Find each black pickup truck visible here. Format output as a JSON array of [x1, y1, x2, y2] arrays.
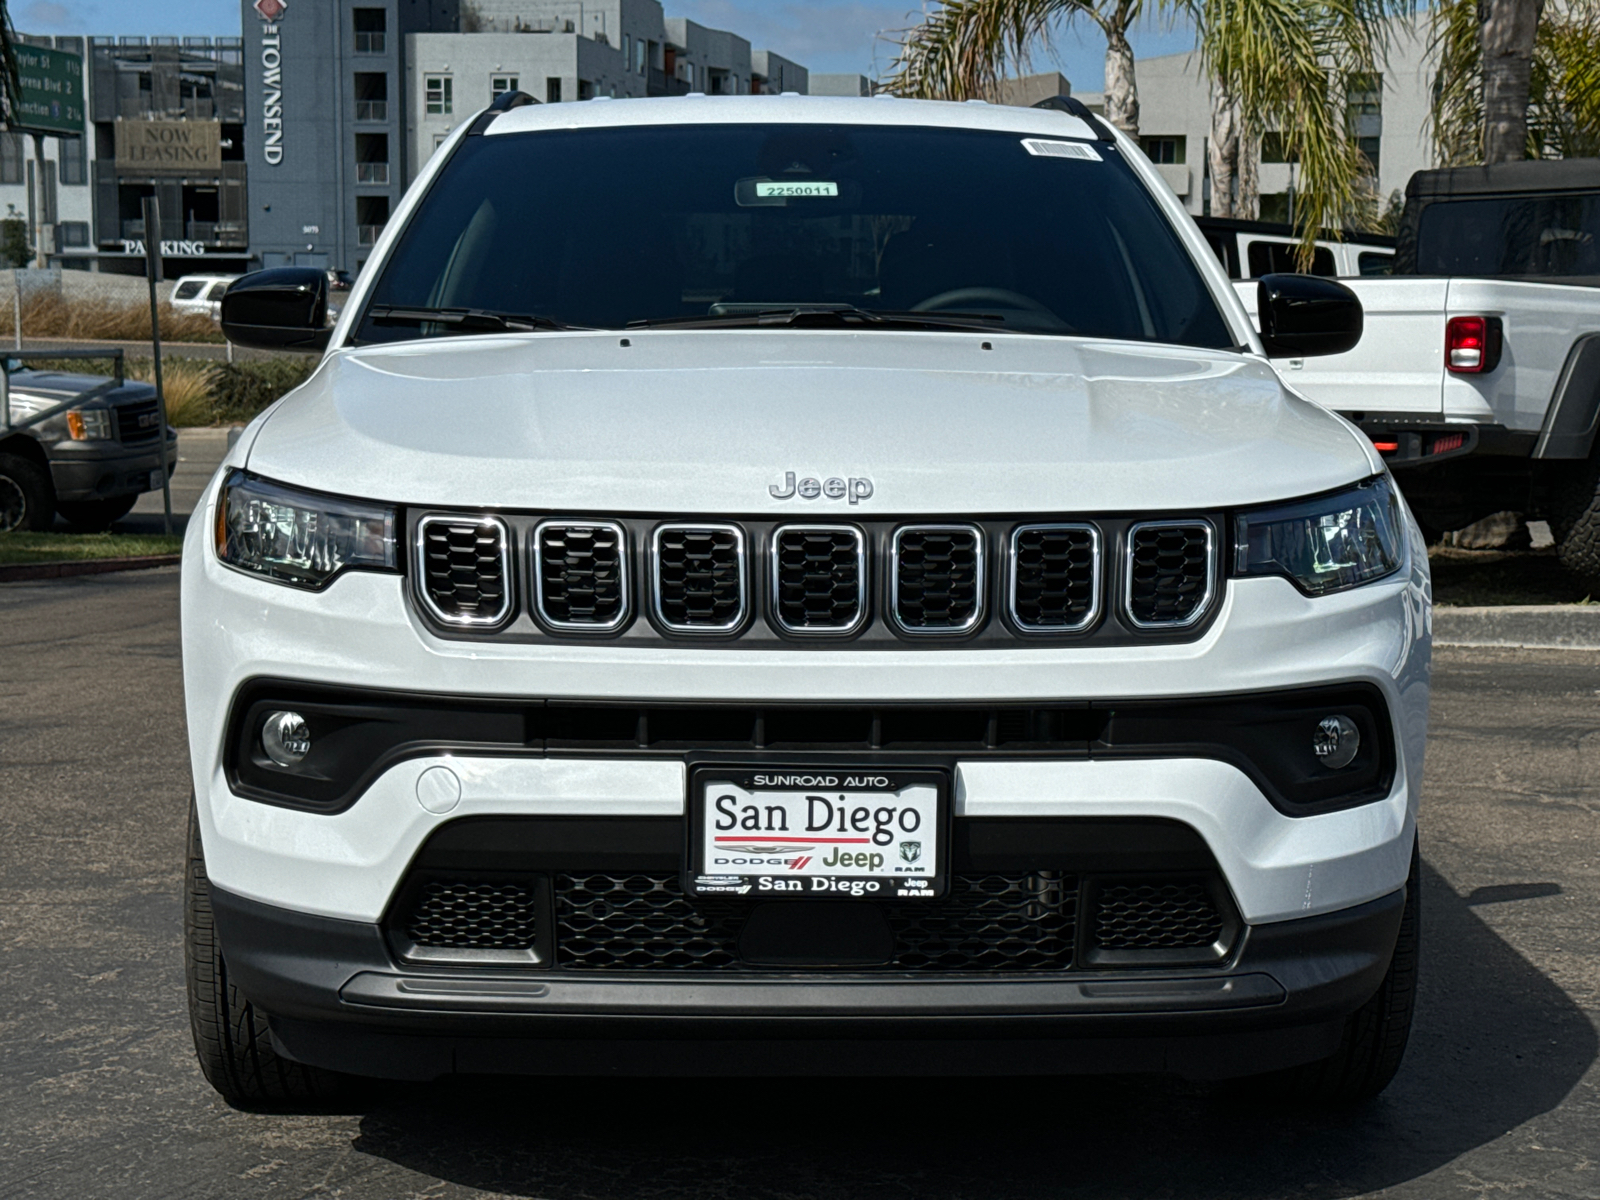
[[0, 351, 177, 532]]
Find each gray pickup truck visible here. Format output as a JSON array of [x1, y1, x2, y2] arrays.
[[0, 351, 177, 532]]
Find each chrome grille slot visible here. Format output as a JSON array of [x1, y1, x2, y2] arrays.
[[772, 525, 866, 634], [1009, 523, 1100, 632], [417, 514, 513, 627], [891, 525, 984, 634], [652, 523, 746, 633], [534, 520, 628, 631], [1125, 520, 1213, 629]]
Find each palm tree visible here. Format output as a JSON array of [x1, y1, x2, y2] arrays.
[[886, 0, 1146, 135], [887, 0, 1410, 263], [1431, 0, 1600, 164], [0, 2, 20, 125]]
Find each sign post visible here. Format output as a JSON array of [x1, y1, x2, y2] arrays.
[[141, 196, 173, 536]]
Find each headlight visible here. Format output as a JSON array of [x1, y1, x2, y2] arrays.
[[66, 408, 115, 441], [216, 469, 397, 590], [1233, 475, 1404, 596]]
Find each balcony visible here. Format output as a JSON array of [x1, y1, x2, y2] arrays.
[[357, 223, 386, 246], [356, 163, 389, 184], [354, 99, 387, 121]]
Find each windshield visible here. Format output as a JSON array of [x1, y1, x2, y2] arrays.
[[1416, 193, 1600, 278], [355, 122, 1233, 349]]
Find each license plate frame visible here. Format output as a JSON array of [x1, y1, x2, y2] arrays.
[[684, 765, 949, 901]]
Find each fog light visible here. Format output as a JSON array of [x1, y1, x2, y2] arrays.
[[1313, 715, 1360, 769], [262, 710, 311, 767]]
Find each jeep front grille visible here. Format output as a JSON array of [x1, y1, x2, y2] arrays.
[[534, 520, 628, 631], [1009, 524, 1100, 632], [417, 514, 512, 627], [652, 523, 746, 633], [891, 525, 984, 634], [771, 525, 866, 634], [1125, 521, 1213, 629]]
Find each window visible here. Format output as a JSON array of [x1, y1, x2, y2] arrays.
[[356, 193, 389, 246], [1358, 251, 1393, 276], [546, 77, 562, 103], [623, 35, 631, 68], [1260, 133, 1298, 164], [1346, 74, 1381, 177], [355, 132, 389, 184], [491, 74, 518, 99], [356, 122, 1234, 350], [58, 136, 86, 185], [1140, 136, 1185, 165], [57, 220, 90, 247], [354, 72, 388, 121], [425, 75, 453, 115], [433, 133, 449, 155], [634, 39, 647, 74], [1247, 239, 1337, 277], [0, 133, 22, 185], [353, 8, 386, 55], [1416, 194, 1600, 278]]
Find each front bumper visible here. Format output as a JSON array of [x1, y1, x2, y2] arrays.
[[49, 431, 177, 501], [215, 881, 1406, 1080]]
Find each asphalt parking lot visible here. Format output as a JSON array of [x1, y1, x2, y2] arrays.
[[1, 570, 1597, 1200]]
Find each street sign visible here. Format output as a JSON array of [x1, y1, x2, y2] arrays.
[[9, 44, 84, 137]]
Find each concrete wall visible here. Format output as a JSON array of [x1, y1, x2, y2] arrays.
[[809, 74, 870, 97], [752, 50, 807, 94]]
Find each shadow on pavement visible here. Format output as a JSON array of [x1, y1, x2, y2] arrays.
[[345, 861, 1595, 1199]]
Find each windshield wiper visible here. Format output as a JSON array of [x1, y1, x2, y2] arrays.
[[366, 305, 584, 333], [626, 306, 1005, 333]]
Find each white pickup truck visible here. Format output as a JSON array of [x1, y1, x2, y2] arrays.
[[1234, 159, 1600, 582]]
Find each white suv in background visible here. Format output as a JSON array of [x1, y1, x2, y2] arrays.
[[182, 93, 1429, 1109], [167, 274, 237, 320]]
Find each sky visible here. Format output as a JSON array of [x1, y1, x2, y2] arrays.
[[13, 0, 1201, 93]]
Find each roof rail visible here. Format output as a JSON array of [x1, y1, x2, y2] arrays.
[[1031, 94, 1116, 142], [468, 90, 539, 136]]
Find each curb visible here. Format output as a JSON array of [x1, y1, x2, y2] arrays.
[[0, 555, 180, 583], [1435, 604, 1600, 650]]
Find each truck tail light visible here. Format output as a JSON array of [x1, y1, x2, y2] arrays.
[[1446, 316, 1503, 373]]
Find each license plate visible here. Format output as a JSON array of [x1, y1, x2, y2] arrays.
[[686, 767, 947, 900], [149, 469, 164, 491]]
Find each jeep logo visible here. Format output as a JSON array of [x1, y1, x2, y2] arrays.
[[768, 471, 874, 505]]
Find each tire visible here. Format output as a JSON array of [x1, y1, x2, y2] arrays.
[[0, 451, 54, 532], [184, 802, 344, 1109], [56, 494, 137, 532], [1548, 456, 1600, 592], [1273, 838, 1421, 1105]]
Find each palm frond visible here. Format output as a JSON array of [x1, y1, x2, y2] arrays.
[[883, 0, 1101, 101]]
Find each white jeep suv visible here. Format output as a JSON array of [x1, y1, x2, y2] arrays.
[[182, 93, 1429, 1108]]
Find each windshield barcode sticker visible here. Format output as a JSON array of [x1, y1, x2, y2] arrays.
[[755, 181, 840, 197], [1021, 139, 1102, 161]]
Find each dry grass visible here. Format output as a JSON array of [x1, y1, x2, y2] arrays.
[[123, 357, 217, 426], [13, 294, 224, 343]]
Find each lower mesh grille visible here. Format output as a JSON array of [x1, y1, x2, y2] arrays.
[[773, 526, 864, 632], [536, 521, 627, 629], [405, 879, 539, 950], [1090, 881, 1223, 949], [893, 525, 983, 633], [419, 516, 510, 625], [654, 525, 745, 631], [1011, 524, 1098, 630], [553, 872, 1078, 971], [1127, 522, 1212, 628]]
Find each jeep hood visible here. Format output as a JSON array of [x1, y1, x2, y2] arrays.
[[245, 330, 1378, 513]]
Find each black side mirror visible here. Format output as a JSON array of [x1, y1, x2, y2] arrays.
[[1257, 273, 1363, 358], [219, 268, 332, 353]]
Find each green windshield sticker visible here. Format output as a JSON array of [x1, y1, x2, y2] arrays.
[[755, 180, 840, 198]]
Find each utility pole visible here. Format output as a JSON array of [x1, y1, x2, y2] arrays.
[[142, 195, 173, 536], [30, 134, 47, 268]]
